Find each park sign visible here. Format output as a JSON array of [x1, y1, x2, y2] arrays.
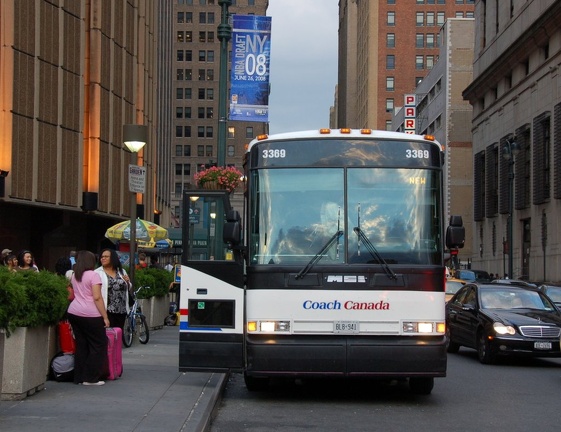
[[229, 15, 272, 123]]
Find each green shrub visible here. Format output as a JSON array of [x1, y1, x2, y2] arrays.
[[0, 267, 27, 336], [0, 267, 68, 336], [134, 267, 174, 299]]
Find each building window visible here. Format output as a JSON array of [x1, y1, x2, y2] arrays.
[[207, 32, 214, 43], [177, 31, 184, 43], [387, 33, 395, 48], [386, 77, 394, 91], [206, 107, 213, 118], [185, 88, 192, 99], [176, 88, 183, 99], [455, 12, 464, 18], [426, 12, 435, 26], [416, 34, 424, 48], [387, 12, 395, 26], [186, 12, 192, 23], [228, 127, 235, 138], [426, 33, 435, 48], [185, 107, 192, 119], [199, 32, 206, 42], [207, 51, 215, 62], [175, 145, 182, 156], [437, 12, 445, 26], [176, 126, 183, 138], [416, 12, 424, 26], [184, 145, 191, 156], [198, 88, 205, 99], [175, 183, 182, 195], [206, 69, 214, 80], [177, 50, 184, 62], [386, 55, 395, 70], [426, 55, 434, 69], [385, 120, 392, 131], [386, 98, 394, 112], [206, 126, 213, 138], [185, 69, 192, 80], [184, 126, 191, 137], [199, 12, 206, 24], [198, 69, 205, 80], [185, 31, 192, 43], [199, 50, 206, 62], [416, 55, 424, 69], [176, 107, 183, 119], [175, 164, 182, 175], [206, 145, 213, 157], [197, 145, 204, 156], [198, 107, 205, 119], [246, 127, 254, 138], [208, 12, 215, 24], [228, 145, 235, 157], [177, 69, 184, 80], [178, 12, 185, 23], [198, 127, 205, 138], [207, 88, 214, 100]]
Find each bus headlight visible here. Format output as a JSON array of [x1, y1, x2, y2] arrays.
[[248, 321, 290, 333], [403, 322, 444, 334]]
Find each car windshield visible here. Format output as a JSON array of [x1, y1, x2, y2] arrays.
[[480, 288, 556, 310], [446, 281, 464, 295]]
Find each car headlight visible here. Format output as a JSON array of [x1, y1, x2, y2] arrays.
[[493, 322, 516, 335]]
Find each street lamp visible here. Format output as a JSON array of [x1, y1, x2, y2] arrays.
[[123, 124, 148, 289], [502, 138, 520, 279]]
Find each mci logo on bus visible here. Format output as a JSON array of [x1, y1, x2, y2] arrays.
[[326, 275, 367, 283]]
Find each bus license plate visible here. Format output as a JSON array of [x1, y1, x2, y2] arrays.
[[534, 341, 552, 350], [334, 321, 359, 334]]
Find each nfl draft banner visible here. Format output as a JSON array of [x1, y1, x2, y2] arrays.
[[229, 15, 272, 122]]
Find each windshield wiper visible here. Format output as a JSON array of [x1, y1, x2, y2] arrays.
[[295, 230, 344, 280], [354, 226, 397, 280]]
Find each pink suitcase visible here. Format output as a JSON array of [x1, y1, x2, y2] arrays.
[[106, 327, 123, 380]]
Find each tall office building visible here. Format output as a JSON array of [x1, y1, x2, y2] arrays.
[[0, 0, 158, 269], [463, 0, 561, 281], [337, 0, 474, 130], [170, 0, 269, 228]]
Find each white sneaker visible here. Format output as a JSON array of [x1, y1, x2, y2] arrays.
[[82, 381, 105, 386]]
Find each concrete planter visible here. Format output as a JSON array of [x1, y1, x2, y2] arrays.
[[2, 325, 51, 400], [140, 295, 170, 330]]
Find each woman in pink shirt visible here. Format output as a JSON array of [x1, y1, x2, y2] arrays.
[[67, 250, 110, 386]]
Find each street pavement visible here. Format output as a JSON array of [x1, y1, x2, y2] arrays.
[[0, 325, 227, 432]]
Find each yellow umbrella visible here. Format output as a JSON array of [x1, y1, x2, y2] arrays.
[[105, 218, 169, 244]]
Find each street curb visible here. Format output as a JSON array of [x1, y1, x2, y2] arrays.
[[183, 372, 229, 432]]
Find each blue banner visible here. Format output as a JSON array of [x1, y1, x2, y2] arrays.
[[229, 15, 272, 122]]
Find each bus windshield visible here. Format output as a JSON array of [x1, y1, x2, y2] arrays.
[[250, 167, 441, 265]]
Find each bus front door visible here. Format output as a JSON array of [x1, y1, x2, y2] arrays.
[[178, 190, 244, 372]]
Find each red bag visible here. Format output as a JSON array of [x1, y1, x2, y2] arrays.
[[106, 327, 123, 380], [58, 320, 76, 354]]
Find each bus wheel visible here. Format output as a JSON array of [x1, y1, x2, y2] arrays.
[[244, 373, 269, 391], [409, 377, 434, 395]]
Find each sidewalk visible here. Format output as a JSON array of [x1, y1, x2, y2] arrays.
[[0, 326, 227, 432]]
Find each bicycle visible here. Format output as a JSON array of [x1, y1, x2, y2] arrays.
[[123, 286, 150, 347]]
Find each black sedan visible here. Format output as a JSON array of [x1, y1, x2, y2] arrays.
[[446, 283, 561, 364]]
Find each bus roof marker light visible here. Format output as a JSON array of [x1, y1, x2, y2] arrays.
[[319, 128, 331, 134], [256, 134, 269, 141], [340, 128, 351, 134], [360, 129, 372, 135], [424, 134, 435, 141]]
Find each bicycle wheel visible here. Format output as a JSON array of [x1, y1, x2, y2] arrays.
[[138, 314, 150, 344], [123, 315, 134, 347]]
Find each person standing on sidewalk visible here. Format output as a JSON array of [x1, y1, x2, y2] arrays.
[[95, 248, 131, 330], [67, 250, 109, 386]]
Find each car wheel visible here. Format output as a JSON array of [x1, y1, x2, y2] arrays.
[[446, 327, 460, 353], [477, 330, 496, 365], [409, 377, 434, 395]]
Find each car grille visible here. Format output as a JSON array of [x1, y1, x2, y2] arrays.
[[519, 326, 561, 338]]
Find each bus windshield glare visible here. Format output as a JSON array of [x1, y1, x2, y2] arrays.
[[250, 167, 441, 265]]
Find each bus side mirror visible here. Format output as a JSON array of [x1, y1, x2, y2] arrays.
[[223, 210, 241, 246], [446, 215, 465, 249]]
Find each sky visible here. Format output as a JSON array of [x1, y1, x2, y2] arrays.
[[266, 0, 339, 134]]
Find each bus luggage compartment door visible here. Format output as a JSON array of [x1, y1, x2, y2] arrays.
[[179, 265, 244, 372]]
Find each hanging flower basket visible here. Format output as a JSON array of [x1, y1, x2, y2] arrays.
[[194, 166, 243, 193]]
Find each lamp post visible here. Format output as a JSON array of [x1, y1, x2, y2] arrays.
[[502, 138, 520, 279], [217, 0, 232, 167], [123, 124, 148, 288]]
